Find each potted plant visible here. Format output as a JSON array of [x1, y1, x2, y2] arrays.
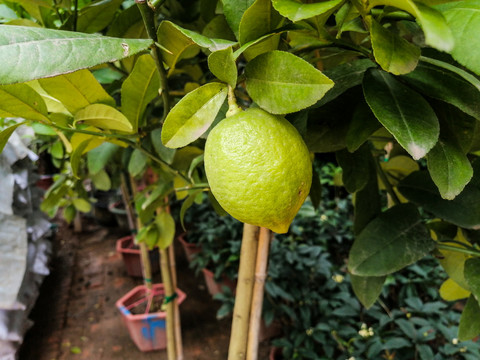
[[182, 199, 243, 296], [116, 283, 187, 352], [116, 235, 160, 278]]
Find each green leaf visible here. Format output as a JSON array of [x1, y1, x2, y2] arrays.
[[0, 26, 153, 85], [63, 205, 76, 224], [145, 225, 159, 250], [87, 142, 119, 175], [438, 230, 471, 289], [350, 274, 386, 309], [70, 140, 91, 178], [121, 54, 160, 131], [157, 21, 236, 75], [151, 128, 176, 164], [315, 59, 375, 108], [402, 60, 480, 120], [398, 167, 480, 229], [155, 211, 176, 249], [0, 122, 26, 153], [458, 295, 480, 341], [363, 68, 439, 160], [128, 148, 147, 177], [180, 190, 203, 230], [437, 1, 480, 75], [465, 257, 480, 302], [0, 83, 48, 121], [271, 0, 344, 22], [208, 47, 237, 87], [370, 18, 420, 75], [161, 82, 228, 148], [221, 0, 256, 38], [427, 140, 473, 200], [336, 143, 371, 193], [368, 0, 454, 52], [74, 104, 133, 133], [245, 50, 334, 114], [346, 101, 381, 152], [238, 0, 282, 45], [91, 169, 111, 191], [348, 204, 435, 276], [76, 0, 123, 34], [73, 198, 92, 213], [38, 69, 115, 114]]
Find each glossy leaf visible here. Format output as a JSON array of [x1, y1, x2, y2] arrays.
[[382, 156, 420, 187], [427, 140, 473, 200], [70, 140, 91, 178], [363, 68, 439, 160], [437, 1, 480, 75], [336, 143, 370, 193], [350, 274, 386, 309], [403, 61, 480, 120], [38, 69, 115, 114], [438, 230, 472, 289], [439, 278, 470, 301], [238, 0, 282, 45], [87, 142, 119, 175], [121, 54, 160, 131], [346, 103, 381, 152], [151, 128, 176, 164], [368, 0, 454, 52], [370, 18, 420, 75], [157, 21, 236, 74], [398, 167, 480, 229], [0, 122, 26, 153], [74, 104, 133, 133], [155, 212, 176, 250], [11, 0, 52, 23], [272, 0, 343, 22], [161, 82, 228, 148], [0, 83, 48, 121], [91, 169, 111, 191], [73, 198, 92, 213], [459, 295, 480, 341], [348, 204, 435, 276], [465, 257, 480, 302], [128, 148, 147, 177], [221, 0, 256, 38], [180, 190, 203, 230], [245, 50, 334, 114], [208, 47, 237, 87], [76, 0, 123, 34], [0, 26, 153, 85]]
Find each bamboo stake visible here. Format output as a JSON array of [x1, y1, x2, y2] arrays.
[[120, 173, 136, 233], [169, 242, 183, 359], [160, 247, 177, 360], [246, 227, 272, 360], [228, 224, 260, 360]]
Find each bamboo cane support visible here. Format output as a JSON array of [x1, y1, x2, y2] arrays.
[[169, 243, 183, 359], [228, 224, 260, 360], [246, 227, 272, 360], [160, 247, 177, 360]]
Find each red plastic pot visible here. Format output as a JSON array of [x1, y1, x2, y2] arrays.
[[176, 234, 202, 263], [201, 268, 236, 296], [116, 236, 160, 278], [116, 284, 186, 352]]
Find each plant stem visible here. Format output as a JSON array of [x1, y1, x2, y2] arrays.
[[120, 173, 136, 233], [228, 224, 260, 360], [175, 183, 210, 192], [72, 0, 78, 31], [226, 86, 242, 118], [436, 243, 480, 257], [374, 155, 401, 206], [160, 247, 177, 360], [246, 227, 271, 360], [136, 0, 171, 121]]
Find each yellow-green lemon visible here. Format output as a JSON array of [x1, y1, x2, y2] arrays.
[[204, 108, 312, 234]]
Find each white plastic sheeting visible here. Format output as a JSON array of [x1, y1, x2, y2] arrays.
[[0, 123, 52, 359]]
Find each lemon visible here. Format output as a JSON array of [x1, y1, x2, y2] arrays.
[[204, 108, 312, 234]]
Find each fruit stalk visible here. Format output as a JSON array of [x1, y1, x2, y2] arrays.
[[228, 223, 260, 360], [246, 227, 272, 360]]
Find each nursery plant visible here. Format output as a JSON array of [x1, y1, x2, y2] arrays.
[[2, 0, 480, 359]]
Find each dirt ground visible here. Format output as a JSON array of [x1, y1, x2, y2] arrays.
[[19, 217, 271, 360]]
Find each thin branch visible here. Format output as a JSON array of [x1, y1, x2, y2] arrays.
[[373, 154, 401, 206], [73, 0, 78, 31], [436, 243, 480, 257]]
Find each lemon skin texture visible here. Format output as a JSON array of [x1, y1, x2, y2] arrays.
[[204, 108, 312, 234]]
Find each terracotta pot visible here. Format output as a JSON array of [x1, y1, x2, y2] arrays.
[[201, 268, 236, 296], [176, 234, 202, 263], [116, 236, 160, 278], [116, 284, 186, 352]]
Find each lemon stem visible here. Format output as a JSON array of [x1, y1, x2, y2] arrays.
[[246, 227, 272, 360], [226, 85, 242, 118], [228, 224, 259, 360]]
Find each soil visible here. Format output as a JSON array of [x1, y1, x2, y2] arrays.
[[18, 217, 271, 360]]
